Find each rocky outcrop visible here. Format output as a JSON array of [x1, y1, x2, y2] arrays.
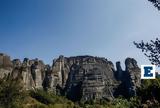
[[42, 65, 52, 91], [5, 57, 45, 89], [115, 62, 123, 80], [30, 59, 45, 89], [0, 53, 13, 78], [51, 55, 69, 90], [60, 56, 117, 101], [125, 58, 141, 96], [0, 53, 141, 101], [114, 58, 141, 97]]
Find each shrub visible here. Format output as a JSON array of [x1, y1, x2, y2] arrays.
[[0, 74, 27, 108]]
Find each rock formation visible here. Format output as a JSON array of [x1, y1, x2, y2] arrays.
[[0, 53, 13, 78], [0, 53, 141, 101], [125, 58, 141, 96]]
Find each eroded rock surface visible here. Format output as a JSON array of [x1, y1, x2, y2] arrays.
[[0, 53, 141, 101]]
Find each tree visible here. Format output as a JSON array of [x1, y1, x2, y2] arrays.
[[134, 38, 160, 106], [148, 0, 160, 10], [133, 38, 160, 66], [0, 74, 27, 108]]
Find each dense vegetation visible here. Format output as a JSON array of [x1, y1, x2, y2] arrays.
[[133, 38, 160, 107], [0, 73, 159, 108]]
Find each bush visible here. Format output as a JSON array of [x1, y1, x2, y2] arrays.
[[0, 74, 27, 108], [30, 89, 75, 108], [29, 89, 57, 105]]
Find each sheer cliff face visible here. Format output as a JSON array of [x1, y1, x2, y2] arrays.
[[125, 58, 141, 96], [0, 53, 141, 101], [0, 55, 46, 89], [52, 56, 116, 101]]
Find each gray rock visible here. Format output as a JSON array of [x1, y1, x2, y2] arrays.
[[42, 65, 52, 91], [30, 59, 45, 89], [51, 56, 117, 101], [125, 58, 141, 96], [0, 53, 141, 101], [21, 58, 35, 90]]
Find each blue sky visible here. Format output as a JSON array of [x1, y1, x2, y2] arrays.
[[0, 0, 160, 68]]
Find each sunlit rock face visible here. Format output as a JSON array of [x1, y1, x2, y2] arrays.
[[51, 55, 70, 90], [12, 59, 22, 79], [0, 54, 45, 90], [20, 58, 34, 89], [0, 53, 141, 101], [30, 59, 45, 89]]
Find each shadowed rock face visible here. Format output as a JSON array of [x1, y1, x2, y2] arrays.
[[0, 53, 141, 101], [50, 56, 141, 101], [55, 56, 117, 101], [0, 53, 13, 78], [113, 58, 141, 97], [125, 58, 141, 96]]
